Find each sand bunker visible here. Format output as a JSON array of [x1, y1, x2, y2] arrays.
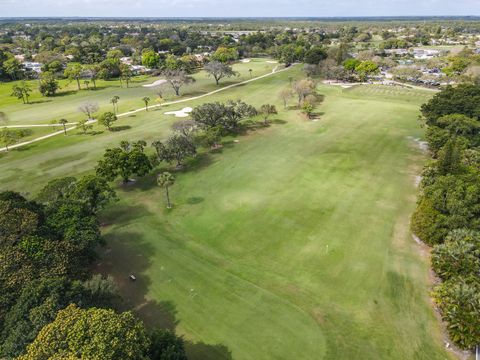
[[143, 79, 167, 88], [266, 60, 278, 64], [322, 80, 359, 88], [241, 59, 251, 63], [164, 107, 193, 118]]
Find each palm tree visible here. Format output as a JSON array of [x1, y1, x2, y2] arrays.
[[157, 172, 175, 209], [110, 95, 120, 114], [142, 96, 150, 111], [59, 118, 68, 135]]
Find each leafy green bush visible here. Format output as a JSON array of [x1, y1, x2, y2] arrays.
[[431, 229, 480, 281], [432, 279, 480, 350], [411, 198, 446, 245]]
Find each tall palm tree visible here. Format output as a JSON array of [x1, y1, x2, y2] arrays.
[[59, 118, 68, 135], [110, 95, 120, 114], [142, 97, 150, 111], [157, 172, 175, 209]]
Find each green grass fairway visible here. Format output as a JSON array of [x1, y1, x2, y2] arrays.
[[0, 68, 451, 359], [0, 59, 277, 126]]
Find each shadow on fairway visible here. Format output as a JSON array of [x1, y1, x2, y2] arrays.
[[96, 217, 178, 331], [121, 173, 159, 192], [16, 144, 37, 151], [111, 125, 132, 132], [185, 342, 233, 360], [97, 203, 232, 359], [183, 153, 214, 173], [186, 196, 204, 205], [122, 155, 215, 193], [28, 99, 53, 105], [54, 90, 78, 97]]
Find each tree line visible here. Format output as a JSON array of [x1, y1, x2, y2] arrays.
[[410, 84, 480, 350], [0, 175, 191, 359]]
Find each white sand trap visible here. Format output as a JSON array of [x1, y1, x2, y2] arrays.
[[143, 79, 167, 88], [241, 59, 251, 63], [266, 60, 278, 64], [164, 107, 193, 118]]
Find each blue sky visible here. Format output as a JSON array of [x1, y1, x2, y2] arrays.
[[1, 0, 479, 17]]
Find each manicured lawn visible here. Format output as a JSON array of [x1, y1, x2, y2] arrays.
[[0, 59, 278, 126], [0, 67, 451, 359]]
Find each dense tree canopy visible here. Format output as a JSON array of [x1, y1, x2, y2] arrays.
[[96, 140, 153, 183], [18, 304, 149, 360], [191, 100, 257, 133], [0, 177, 116, 357], [413, 83, 480, 350]]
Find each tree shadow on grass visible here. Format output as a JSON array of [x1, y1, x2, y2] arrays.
[[15, 144, 37, 151], [100, 202, 152, 225], [181, 153, 214, 174], [136, 299, 179, 331], [121, 173, 158, 192], [95, 215, 176, 330], [122, 154, 215, 193], [88, 86, 110, 91], [111, 125, 132, 132], [186, 196, 204, 205], [185, 342, 233, 360], [96, 203, 232, 358], [27, 99, 52, 105], [54, 90, 78, 97], [89, 130, 105, 136]]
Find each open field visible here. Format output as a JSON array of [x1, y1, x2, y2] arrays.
[[0, 66, 452, 359]]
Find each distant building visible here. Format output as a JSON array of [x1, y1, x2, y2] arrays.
[[23, 61, 42, 73], [120, 57, 133, 65], [397, 59, 414, 65], [130, 65, 149, 74], [384, 49, 409, 56], [413, 49, 440, 59], [194, 52, 211, 61]]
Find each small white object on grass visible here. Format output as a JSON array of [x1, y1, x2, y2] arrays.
[[142, 79, 167, 88], [233, 140, 239, 143], [164, 107, 193, 118], [129, 274, 136, 281]]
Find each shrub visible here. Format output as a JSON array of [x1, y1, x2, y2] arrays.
[[431, 229, 480, 281], [432, 279, 480, 350]]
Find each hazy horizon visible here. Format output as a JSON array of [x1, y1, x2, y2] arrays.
[[1, 0, 479, 18]]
